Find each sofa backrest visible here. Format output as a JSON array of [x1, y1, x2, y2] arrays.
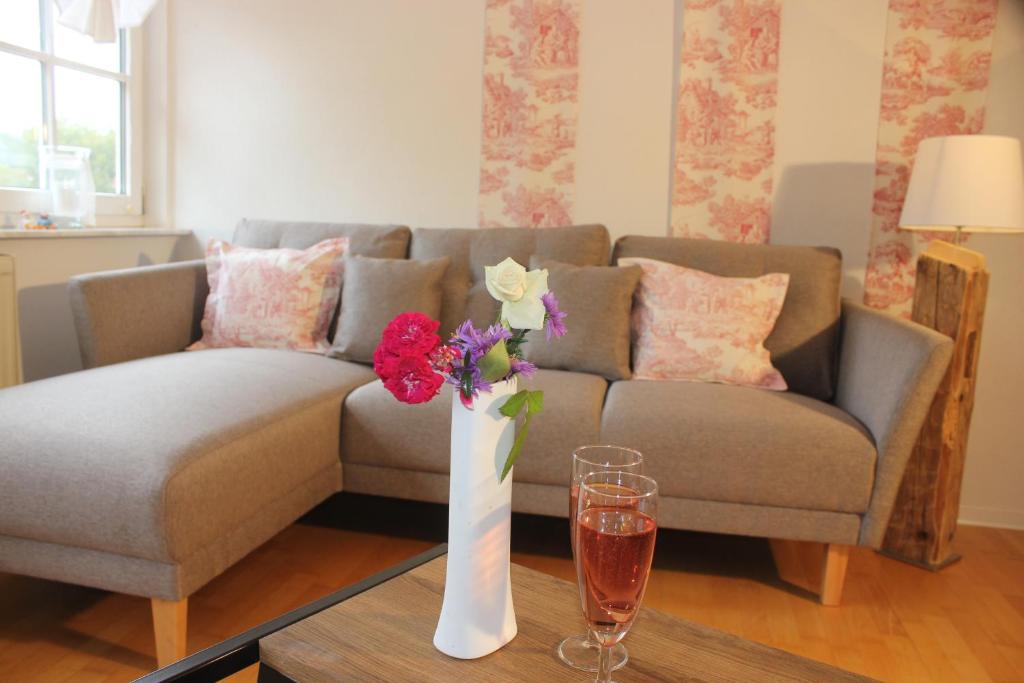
[[411, 225, 610, 336], [612, 235, 842, 401], [232, 218, 411, 258]]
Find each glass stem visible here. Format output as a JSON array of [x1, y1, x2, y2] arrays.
[[596, 643, 613, 682]]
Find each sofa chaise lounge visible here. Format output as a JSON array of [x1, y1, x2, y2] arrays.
[[0, 220, 952, 668]]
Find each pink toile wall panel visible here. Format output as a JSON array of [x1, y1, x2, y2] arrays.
[[478, 0, 582, 228], [670, 0, 782, 244], [863, 0, 998, 314]]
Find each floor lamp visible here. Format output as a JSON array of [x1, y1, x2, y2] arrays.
[[882, 135, 1024, 569]]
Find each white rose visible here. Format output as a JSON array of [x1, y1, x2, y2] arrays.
[[485, 257, 529, 302], [502, 268, 548, 330], [484, 258, 549, 329]]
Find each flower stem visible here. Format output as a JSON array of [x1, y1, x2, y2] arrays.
[[505, 328, 528, 357]]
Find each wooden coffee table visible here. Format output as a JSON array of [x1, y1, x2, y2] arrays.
[[137, 544, 872, 682], [257, 550, 871, 682]]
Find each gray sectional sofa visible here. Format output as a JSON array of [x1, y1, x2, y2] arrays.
[[0, 220, 952, 668]]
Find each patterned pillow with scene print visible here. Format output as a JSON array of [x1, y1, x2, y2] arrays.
[[188, 237, 349, 353], [620, 257, 789, 390]]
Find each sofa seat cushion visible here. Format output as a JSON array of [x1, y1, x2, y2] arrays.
[[342, 369, 607, 487], [601, 381, 876, 513], [0, 349, 376, 564]]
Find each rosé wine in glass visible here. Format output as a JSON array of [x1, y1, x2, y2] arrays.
[[577, 506, 657, 642], [571, 483, 640, 550], [575, 471, 658, 683], [559, 446, 643, 673]]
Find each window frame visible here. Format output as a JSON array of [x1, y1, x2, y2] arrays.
[[0, 2, 144, 224]]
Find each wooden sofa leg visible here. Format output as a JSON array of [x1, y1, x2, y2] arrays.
[[769, 539, 850, 606], [151, 597, 188, 668], [819, 544, 850, 606]]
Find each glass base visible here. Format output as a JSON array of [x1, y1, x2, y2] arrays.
[[557, 634, 627, 673]]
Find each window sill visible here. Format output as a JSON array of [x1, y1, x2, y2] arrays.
[[0, 227, 191, 240]]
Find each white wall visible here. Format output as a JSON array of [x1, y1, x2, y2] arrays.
[[161, 0, 486, 253], [151, 0, 1024, 528], [957, 0, 1024, 530], [573, 1, 676, 239], [770, 0, 888, 298]]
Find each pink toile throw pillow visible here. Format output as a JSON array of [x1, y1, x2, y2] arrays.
[[188, 237, 349, 353], [620, 257, 789, 390]]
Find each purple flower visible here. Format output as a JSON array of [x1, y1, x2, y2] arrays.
[[445, 361, 492, 407], [451, 321, 512, 361], [509, 356, 537, 379], [541, 291, 567, 341], [446, 321, 513, 407]]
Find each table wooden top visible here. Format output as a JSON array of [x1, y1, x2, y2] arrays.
[[259, 556, 873, 682]]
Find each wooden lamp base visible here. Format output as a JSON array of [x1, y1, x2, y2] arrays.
[[881, 240, 989, 570], [878, 548, 962, 572]]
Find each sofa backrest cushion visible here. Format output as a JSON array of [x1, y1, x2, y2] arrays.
[[232, 219, 410, 258], [612, 236, 842, 401], [329, 255, 450, 364], [410, 225, 610, 335], [524, 257, 641, 381]]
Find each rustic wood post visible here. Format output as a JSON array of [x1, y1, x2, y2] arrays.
[[881, 240, 989, 569]]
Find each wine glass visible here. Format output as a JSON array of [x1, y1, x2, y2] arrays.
[[559, 446, 643, 673], [575, 471, 658, 683]]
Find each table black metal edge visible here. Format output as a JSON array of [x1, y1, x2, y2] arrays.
[[133, 543, 448, 683]]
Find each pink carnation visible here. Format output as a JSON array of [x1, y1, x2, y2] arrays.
[[374, 312, 447, 406], [381, 312, 441, 357], [381, 354, 445, 404], [373, 343, 392, 378]]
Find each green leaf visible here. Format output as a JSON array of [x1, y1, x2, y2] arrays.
[[499, 390, 545, 482], [526, 390, 544, 413], [499, 390, 529, 418], [500, 415, 530, 482], [478, 339, 511, 383]]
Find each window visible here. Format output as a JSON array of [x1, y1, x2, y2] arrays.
[[0, 0, 143, 222]]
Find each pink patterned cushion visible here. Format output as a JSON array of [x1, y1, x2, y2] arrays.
[[620, 257, 789, 390], [189, 237, 349, 353]]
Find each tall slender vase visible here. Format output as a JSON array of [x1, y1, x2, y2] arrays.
[[433, 378, 518, 659]]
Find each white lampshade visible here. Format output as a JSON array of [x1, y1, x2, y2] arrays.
[[899, 135, 1024, 234]]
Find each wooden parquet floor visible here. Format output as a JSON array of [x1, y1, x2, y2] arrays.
[[0, 493, 1022, 682]]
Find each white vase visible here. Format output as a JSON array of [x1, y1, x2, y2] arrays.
[[433, 378, 518, 659]]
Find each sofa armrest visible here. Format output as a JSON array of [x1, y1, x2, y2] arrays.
[[835, 300, 953, 548], [69, 260, 208, 369]]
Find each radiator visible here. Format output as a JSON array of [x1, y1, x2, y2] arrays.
[[0, 254, 23, 388]]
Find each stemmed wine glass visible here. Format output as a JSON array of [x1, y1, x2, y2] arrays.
[[559, 445, 644, 673], [575, 471, 658, 683]]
